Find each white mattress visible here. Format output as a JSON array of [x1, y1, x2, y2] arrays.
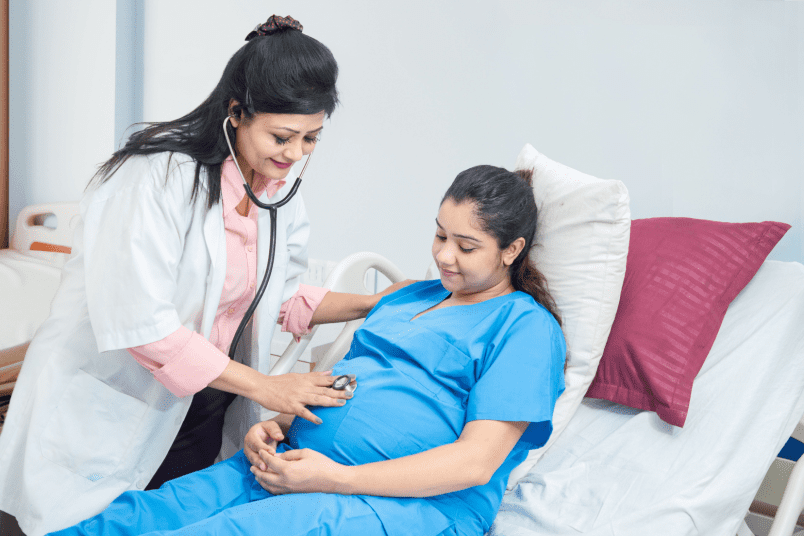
[[0, 249, 66, 349], [490, 261, 804, 536]]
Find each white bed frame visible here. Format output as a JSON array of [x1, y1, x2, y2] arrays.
[[9, 203, 80, 253]]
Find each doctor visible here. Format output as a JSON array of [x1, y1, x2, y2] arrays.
[[0, 15, 389, 536]]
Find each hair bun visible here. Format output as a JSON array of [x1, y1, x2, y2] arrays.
[[514, 168, 534, 187], [246, 15, 303, 41]]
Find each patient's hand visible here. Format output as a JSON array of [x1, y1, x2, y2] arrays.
[[244, 421, 285, 472], [250, 448, 347, 495]]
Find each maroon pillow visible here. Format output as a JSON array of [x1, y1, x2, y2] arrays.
[[585, 218, 790, 427]]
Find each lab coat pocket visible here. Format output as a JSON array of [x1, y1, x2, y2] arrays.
[[40, 370, 148, 481]]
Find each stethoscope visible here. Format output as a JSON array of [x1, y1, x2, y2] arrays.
[[222, 116, 355, 393]]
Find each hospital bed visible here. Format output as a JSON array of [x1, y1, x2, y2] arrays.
[[278, 251, 804, 536], [2, 148, 804, 535], [276, 143, 804, 535]]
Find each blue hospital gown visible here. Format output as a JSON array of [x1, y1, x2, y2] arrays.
[[54, 281, 565, 536]]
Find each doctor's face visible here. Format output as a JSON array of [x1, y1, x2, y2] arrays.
[[432, 199, 521, 301], [229, 109, 325, 185]]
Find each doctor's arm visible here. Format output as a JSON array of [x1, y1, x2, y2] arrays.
[[209, 362, 350, 425], [250, 419, 528, 497], [277, 280, 419, 340], [129, 329, 351, 425], [307, 279, 419, 325], [279, 194, 417, 332]]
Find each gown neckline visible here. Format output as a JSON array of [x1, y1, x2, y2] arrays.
[[408, 285, 522, 322]]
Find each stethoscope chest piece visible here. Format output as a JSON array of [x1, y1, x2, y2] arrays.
[[331, 374, 357, 394]]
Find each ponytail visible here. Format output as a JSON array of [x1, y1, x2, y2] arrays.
[[512, 254, 562, 328]]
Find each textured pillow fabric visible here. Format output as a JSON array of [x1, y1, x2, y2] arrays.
[[506, 144, 631, 487], [585, 217, 791, 427]]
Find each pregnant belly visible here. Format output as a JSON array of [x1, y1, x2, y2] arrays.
[[286, 358, 464, 466]]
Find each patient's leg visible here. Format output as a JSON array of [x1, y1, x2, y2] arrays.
[[51, 450, 388, 536], [137, 491, 387, 536], [49, 451, 262, 535]]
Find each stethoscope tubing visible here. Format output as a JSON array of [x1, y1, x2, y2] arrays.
[[222, 116, 357, 394], [222, 116, 310, 360]]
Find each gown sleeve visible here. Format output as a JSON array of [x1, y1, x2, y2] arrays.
[[366, 280, 439, 320], [466, 305, 566, 449]]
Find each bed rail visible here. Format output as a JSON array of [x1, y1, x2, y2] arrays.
[[269, 251, 405, 376]]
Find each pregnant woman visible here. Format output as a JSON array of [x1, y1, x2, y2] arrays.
[[53, 164, 567, 536]]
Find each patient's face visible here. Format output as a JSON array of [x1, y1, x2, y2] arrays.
[[432, 199, 514, 300]]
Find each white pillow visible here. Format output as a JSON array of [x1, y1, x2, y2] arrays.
[[507, 143, 631, 488]]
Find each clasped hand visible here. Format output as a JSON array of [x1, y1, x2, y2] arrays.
[[244, 421, 347, 495]]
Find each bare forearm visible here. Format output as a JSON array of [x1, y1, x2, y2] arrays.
[[335, 441, 490, 498], [309, 292, 377, 325], [209, 361, 349, 424], [208, 359, 263, 399], [309, 280, 420, 326], [256, 420, 526, 497]]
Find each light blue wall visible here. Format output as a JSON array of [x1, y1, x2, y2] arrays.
[[140, 1, 804, 276], [8, 0, 116, 228], [10, 1, 804, 278]]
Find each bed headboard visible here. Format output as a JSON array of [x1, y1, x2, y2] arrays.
[[10, 203, 80, 254]]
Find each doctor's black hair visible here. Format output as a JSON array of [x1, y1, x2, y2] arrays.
[[91, 25, 339, 209], [441, 165, 562, 328]]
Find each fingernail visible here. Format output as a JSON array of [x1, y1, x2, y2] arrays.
[[315, 417, 323, 425], [338, 399, 346, 405]]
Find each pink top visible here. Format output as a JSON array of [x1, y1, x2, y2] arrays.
[[127, 157, 329, 397]]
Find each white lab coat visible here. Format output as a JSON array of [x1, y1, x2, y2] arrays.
[[0, 152, 310, 535]]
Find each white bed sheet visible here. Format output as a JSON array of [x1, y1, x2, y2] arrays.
[[490, 260, 804, 536]]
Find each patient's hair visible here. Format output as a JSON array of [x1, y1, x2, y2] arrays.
[[90, 25, 339, 209], [442, 165, 562, 327]]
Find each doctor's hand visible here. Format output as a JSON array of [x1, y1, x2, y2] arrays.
[[244, 420, 284, 471], [210, 362, 351, 425], [255, 371, 352, 425], [250, 447, 347, 495]]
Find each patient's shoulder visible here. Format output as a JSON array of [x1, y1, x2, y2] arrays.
[[369, 280, 444, 318], [486, 292, 564, 345]]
